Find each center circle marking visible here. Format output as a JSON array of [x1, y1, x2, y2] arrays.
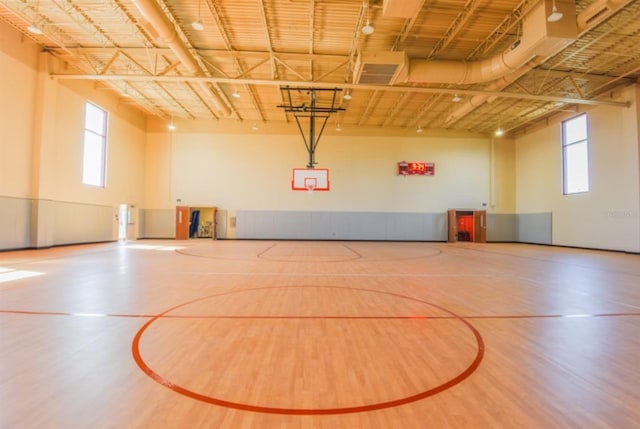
[[131, 286, 484, 415]]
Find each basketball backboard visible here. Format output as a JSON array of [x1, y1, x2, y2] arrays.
[[292, 168, 330, 192]]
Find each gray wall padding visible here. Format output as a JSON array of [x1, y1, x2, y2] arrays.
[[0, 196, 32, 250], [49, 200, 113, 246], [1, 197, 114, 250], [237, 211, 551, 243], [1, 201, 552, 248], [487, 213, 517, 242], [236, 211, 447, 241], [517, 212, 552, 245], [140, 209, 175, 238]]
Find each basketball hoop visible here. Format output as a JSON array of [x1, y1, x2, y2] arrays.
[[304, 176, 318, 193], [291, 168, 329, 192]]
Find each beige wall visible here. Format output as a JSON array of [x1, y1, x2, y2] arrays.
[[515, 84, 640, 252], [144, 118, 506, 217], [4, 18, 639, 250], [490, 137, 516, 213], [0, 21, 147, 248], [0, 20, 38, 198]]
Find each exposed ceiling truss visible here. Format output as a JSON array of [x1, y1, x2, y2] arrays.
[[0, 0, 638, 136]]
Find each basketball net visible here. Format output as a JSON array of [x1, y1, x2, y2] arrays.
[[306, 184, 315, 193]]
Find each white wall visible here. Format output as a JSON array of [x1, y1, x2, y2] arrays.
[[0, 21, 147, 249], [145, 121, 500, 214], [0, 21, 37, 249], [0, 20, 38, 199], [10, 18, 639, 251], [142, 118, 520, 240], [515, 85, 640, 252]]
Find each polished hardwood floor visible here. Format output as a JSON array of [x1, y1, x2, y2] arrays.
[[1, 240, 639, 428]]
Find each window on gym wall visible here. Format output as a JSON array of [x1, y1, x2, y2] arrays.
[[562, 113, 589, 194], [82, 102, 108, 187]]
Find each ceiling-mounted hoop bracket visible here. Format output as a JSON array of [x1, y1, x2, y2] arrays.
[[277, 86, 346, 168]]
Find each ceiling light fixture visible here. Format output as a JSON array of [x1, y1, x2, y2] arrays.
[[416, 126, 424, 133], [168, 117, 176, 131], [336, 124, 342, 131], [251, 123, 258, 131], [547, 0, 563, 22], [361, 20, 374, 35], [494, 127, 504, 137], [27, 0, 43, 35], [120, 82, 130, 98], [343, 90, 352, 100], [191, 20, 204, 31], [232, 89, 241, 99], [361, 1, 374, 35], [452, 94, 462, 103], [27, 23, 43, 35], [192, 0, 204, 31]]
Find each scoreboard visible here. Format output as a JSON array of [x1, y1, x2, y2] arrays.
[[398, 161, 435, 176]]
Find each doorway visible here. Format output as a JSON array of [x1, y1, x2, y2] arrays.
[[447, 209, 486, 243], [175, 206, 217, 240], [118, 204, 128, 241]]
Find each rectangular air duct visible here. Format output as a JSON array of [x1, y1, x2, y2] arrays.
[[353, 51, 408, 85], [383, 0, 425, 18]]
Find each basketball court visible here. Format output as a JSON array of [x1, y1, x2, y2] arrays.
[[1, 240, 639, 428]]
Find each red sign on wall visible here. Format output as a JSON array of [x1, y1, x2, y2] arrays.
[[398, 161, 435, 176]]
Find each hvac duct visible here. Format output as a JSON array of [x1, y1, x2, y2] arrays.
[[443, 0, 633, 127], [444, 57, 547, 126], [407, 0, 577, 85], [353, 51, 408, 85], [131, 0, 232, 117], [577, 0, 631, 33], [382, 0, 425, 18]]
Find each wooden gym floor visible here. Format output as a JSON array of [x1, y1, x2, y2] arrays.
[[1, 240, 639, 428]]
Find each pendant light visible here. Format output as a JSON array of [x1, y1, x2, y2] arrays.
[[120, 84, 130, 98], [27, 23, 43, 35], [547, 0, 563, 22], [192, 0, 204, 31], [361, 1, 374, 35], [27, 0, 43, 35], [361, 20, 374, 35]]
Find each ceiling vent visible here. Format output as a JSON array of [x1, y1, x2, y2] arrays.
[[353, 51, 408, 85], [383, 0, 425, 18]]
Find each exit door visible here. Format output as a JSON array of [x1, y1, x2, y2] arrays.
[[447, 209, 457, 242], [474, 210, 487, 243], [448, 209, 487, 243], [175, 206, 189, 240], [118, 204, 128, 241]]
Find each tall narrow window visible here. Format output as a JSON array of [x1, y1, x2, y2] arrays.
[[562, 113, 589, 194], [82, 102, 108, 187]]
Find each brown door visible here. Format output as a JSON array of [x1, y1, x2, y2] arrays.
[[474, 210, 487, 243], [175, 206, 190, 240], [211, 207, 217, 239], [447, 209, 457, 242]]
